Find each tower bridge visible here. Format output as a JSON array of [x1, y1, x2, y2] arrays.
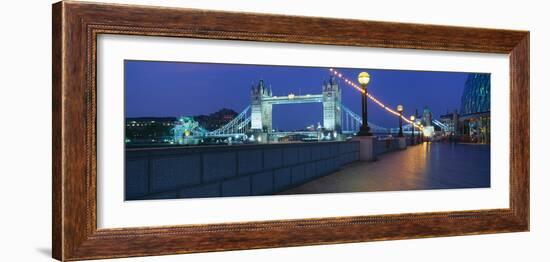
[[250, 76, 341, 134], [172, 73, 446, 144]]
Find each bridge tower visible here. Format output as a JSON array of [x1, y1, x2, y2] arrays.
[[322, 76, 342, 133], [422, 106, 433, 127], [250, 80, 273, 133]]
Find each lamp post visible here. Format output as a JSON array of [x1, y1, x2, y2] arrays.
[[397, 105, 404, 137], [410, 115, 415, 144], [357, 72, 373, 136]]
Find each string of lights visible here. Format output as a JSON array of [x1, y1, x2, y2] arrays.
[[329, 68, 423, 130]]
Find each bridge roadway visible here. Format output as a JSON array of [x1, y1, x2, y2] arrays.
[[280, 142, 490, 195]]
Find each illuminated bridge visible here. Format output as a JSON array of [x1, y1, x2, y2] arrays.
[[173, 69, 444, 143]]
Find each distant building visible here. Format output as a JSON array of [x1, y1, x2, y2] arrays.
[[126, 108, 238, 146], [440, 110, 460, 134], [459, 73, 491, 144], [194, 108, 238, 131], [125, 117, 176, 144]]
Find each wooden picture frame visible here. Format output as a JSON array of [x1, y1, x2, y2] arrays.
[[52, 1, 529, 261]]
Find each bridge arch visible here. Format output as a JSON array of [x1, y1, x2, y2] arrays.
[[250, 76, 342, 134]]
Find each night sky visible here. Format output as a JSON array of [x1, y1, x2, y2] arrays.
[[125, 60, 474, 130]]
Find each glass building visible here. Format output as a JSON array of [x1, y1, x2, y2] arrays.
[[459, 73, 491, 144]]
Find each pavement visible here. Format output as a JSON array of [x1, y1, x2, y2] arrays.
[[281, 142, 490, 195]]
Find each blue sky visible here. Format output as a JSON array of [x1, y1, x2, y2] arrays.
[[125, 60, 474, 130]]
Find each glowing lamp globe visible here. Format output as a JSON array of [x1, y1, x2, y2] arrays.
[[357, 72, 371, 86], [397, 105, 403, 112], [410, 115, 415, 121]]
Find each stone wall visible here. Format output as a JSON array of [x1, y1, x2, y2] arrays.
[[406, 137, 421, 146], [373, 138, 402, 155], [125, 141, 359, 200]]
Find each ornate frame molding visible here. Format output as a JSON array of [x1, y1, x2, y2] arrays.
[[53, 1, 529, 261]]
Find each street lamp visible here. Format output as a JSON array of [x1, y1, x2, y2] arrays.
[[397, 105, 404, 137], [410, 115, 416, 143], [357, 71, 372, 136]]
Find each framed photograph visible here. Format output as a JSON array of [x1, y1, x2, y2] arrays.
[[52, 1, 529, 261]]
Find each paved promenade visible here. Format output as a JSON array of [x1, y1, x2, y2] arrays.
[[281, 142, 490, 195]]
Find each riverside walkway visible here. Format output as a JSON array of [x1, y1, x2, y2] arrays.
[[281, 142, 490, 195]]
